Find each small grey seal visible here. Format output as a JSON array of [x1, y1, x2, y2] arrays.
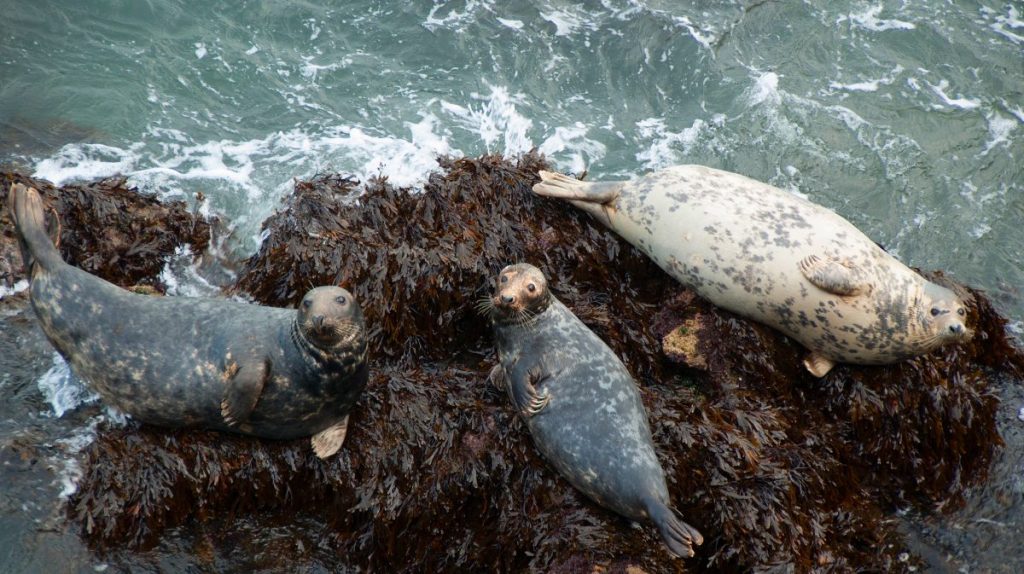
[[9, 183, 367, 458], [483, 263, 703, 557], [534, 166, 971, 377]]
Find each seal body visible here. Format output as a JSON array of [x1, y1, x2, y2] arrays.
[[486, 263, 702, 558], [9, 183, 367, 458], [534, 166, 970, 376]]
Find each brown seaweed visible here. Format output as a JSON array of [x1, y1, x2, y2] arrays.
[[0, 172, 212, 290], [45, 155, 1024, 572]]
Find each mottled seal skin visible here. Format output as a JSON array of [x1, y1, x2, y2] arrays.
[[484, 263, 703, 558], [534, 166, 971, 377], [8, 183, 367, 458]]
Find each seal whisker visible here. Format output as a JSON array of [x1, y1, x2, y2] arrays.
[[474, 296, 496, 317]]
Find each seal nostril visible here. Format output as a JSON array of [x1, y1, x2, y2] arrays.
[[950, 324, 962, 334], [501, 295, 515, 304], [314, 315, 325, 329]]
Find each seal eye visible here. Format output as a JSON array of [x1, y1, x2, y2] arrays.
[[527, 283, 536, 293], [336, 295, 347, 305], [957, 308, 965, 317], [302, 299, 312, 309], [930, 307, 941, 317], [500, 275, 508, 284]]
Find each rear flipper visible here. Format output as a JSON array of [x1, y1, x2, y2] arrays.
[[532, 170, 623, 204], [7, 183, 64, 272], [646, 498, 703, 558]]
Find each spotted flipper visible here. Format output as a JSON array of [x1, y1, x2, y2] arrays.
[[798, 254, 870, 297], [311, 415, 349, 459], [220, 356, 269, 427], [803, 351, 836, 378], [533, 170, 623, 204]]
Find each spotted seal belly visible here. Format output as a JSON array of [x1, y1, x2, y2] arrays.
[[8, 183, 368, 458], [484, 263, 703, 558], [533, 166, 971, 377]]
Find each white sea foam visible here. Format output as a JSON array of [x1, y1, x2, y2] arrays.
[[51, 406, 127, 499], [927, 79, 981, 110], [304, 18, 322, 42], [1007, 102, 1024, 124], [0, 279, 29, 299], [830, 79, 881, 92], [423, 0, 495, 32], [970, 223, 991, 239], [981, 112, 1017, 155], [32, 116, 455, 215], [496, 18, 523, 30], [159, 245, 223, 298], [537, 123, 606, 174], [843, 5, 916, 31], [34, 143, 144, 186], [670, 15, 716, 52], [540, 8, 593, 37], [194, 43, 207, 60], [300, 56, 352, 82], [987, 5, 1024, 45], [440, 86, 532, 156], [37, 353, 98, 418], [1009, 320, 1024, 336], [828, 65, 904, 94], [635, 117, 706, 171], [746, 72, 782, 107]]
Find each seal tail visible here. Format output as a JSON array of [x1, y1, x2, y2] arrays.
[[533, 170, 622, 204], [646, 498, 704, 558], [8, 183, 64, 273]]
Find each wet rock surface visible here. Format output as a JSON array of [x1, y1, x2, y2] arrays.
[[3, 157, 1022, 572]]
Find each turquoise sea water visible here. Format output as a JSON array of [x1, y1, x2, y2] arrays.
[[1, 1, 1022, 571]]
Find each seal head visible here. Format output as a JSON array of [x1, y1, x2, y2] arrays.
[[484, 263, 551, 326], [296, 286, 365, 354], [918, 282, 970, 344]]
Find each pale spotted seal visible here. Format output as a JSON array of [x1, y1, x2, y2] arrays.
[[534, 166, 971, 377], [483, 263, 703, 557], [9, 183, 367, 458]]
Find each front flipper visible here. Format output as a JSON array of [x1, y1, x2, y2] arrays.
[[533, 170, 622, 204], [311, 415, 349, 459], [798, 254, 870, 297], [803, 351, 836, 378], [508, 364, 551, 418], [487, 364, 507, 390], [220, 356, 270, 427]]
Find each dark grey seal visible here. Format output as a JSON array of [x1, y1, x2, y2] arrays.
[[8, 183, 367, 458], [483, 263, 703, 558]]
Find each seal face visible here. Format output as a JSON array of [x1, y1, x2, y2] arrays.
[[8, 183, 368, 458], [533, 166, 972, 377], [485, 263, 703, 558]]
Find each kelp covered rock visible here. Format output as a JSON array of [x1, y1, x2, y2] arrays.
[[68, 155, 1024, 573], [0, 172, 212, 289]]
